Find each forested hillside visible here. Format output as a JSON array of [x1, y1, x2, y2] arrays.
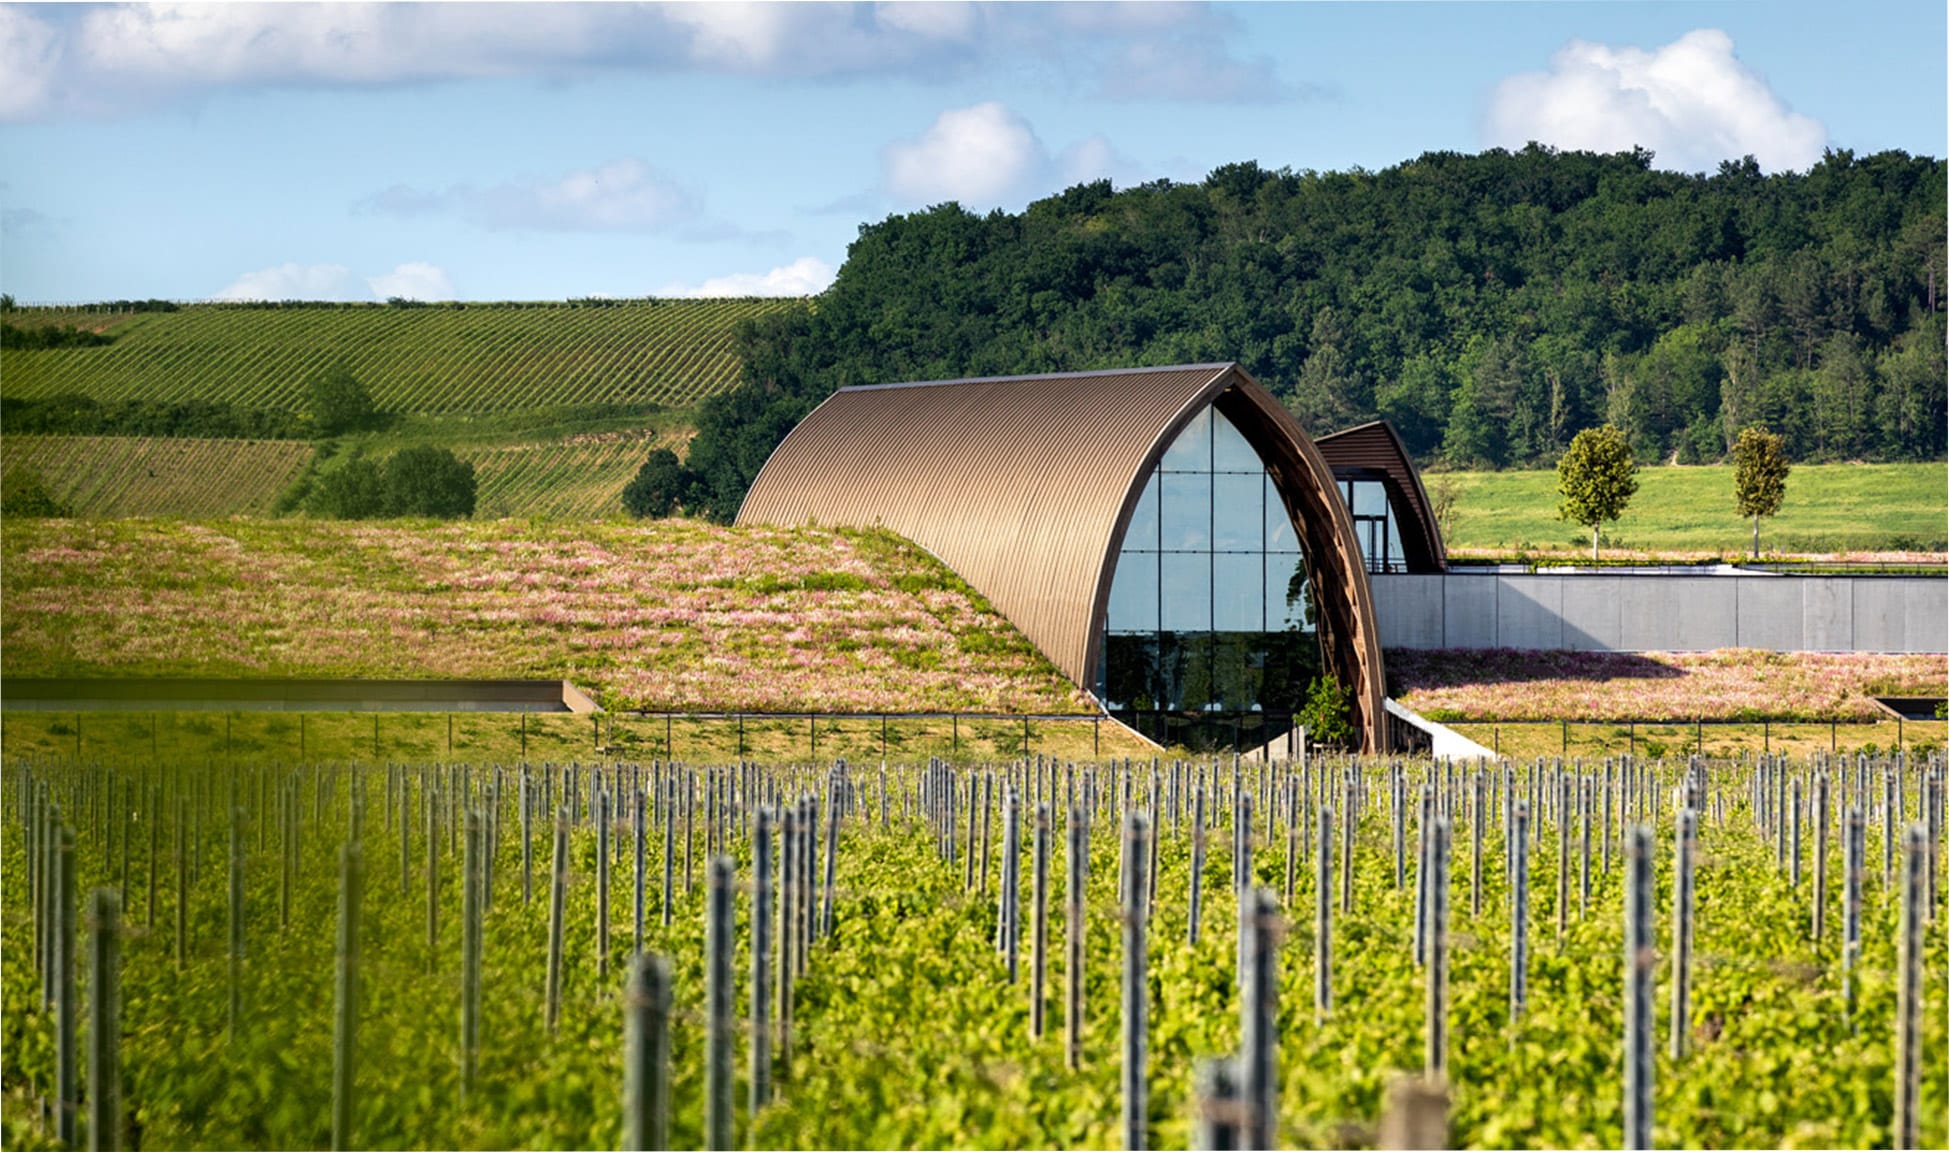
[[686, 145, 1945, 519]]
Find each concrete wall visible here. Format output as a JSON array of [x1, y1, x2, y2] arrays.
[[1373, 573, 1947, 653]]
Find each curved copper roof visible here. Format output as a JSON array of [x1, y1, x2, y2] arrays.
[[736, 363, 1387, 751], [1315, 420, 1448, 572]]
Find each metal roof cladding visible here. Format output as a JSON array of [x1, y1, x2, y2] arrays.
[[1316, 419, 1450, 573], [736, 362, 1387, 751]]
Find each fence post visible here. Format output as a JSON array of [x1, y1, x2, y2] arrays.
[[1893, 824, 1925, 1149], [1241, 885, 1280, 1149], [1121, 810, 1151, 1151], [623, 953, 672, 1152], [89, 889, 122, 1152], [1065, 801, 1087, 1070], [751, 808, 773, 1114], [705, 856, 734, 1150], [1316, 804, 1333, 1023], [1670, 809, 1696, 1060], [1425, 818, 1450, 1083], [332, 842, 363, 1152], [1192, 1057, 1244, 1151], [1623, 825, 1655, 1151]]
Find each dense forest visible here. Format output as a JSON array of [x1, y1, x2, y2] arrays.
[[680, 145, 1946, 519]]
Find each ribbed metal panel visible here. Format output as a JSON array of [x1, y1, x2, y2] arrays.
[[737, 363, 1387, 750], [1316, 420, 1448, 572]]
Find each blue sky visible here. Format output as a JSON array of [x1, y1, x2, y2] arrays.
[[1, 1, 1942, 304]]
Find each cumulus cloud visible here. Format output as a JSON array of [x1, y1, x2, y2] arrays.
[[212, 262, 356, 302], [1065, 4, 1302, 103], [361, 160, 699, 234], [877, 103, 1146, 210], [884, 102, 1045, 207], [213, 260, 456, 301], [0, 6, 62, 120], [1484, 29, 1827, 173], [2, 2, 1297, 121], [662, 256, 836, 298], [1056, 135, 1145, 189], [479, 160, 696, 233], [367, 262, 454, 301]]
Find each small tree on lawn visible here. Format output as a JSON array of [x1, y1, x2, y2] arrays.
[[1732, 426, 1789, 558], [1556, 423, 1639, 560]]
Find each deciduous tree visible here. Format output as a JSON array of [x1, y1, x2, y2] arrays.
[[382, 445, 476, 518], [621, 448, 691, 519], [1556, 424, 1639, 560], [306, 363, 378, 437], [1731, 426, 1790, 558]]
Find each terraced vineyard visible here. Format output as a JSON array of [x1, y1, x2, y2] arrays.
[[1, 436, 312, 518], [1, 299, 799, 414]]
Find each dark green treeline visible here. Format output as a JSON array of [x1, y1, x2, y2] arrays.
[[683, 145, 1945, 520]]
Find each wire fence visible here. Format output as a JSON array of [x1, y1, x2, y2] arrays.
[[2, 707, 1938, 765], [1450, 716, 1946, 761]]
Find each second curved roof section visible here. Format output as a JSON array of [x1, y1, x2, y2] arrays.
[[735, 362, 1384, 749]]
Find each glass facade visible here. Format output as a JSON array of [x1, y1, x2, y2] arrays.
[[1099, 403, 1324, 718], [1341, 474, 1406, 574]]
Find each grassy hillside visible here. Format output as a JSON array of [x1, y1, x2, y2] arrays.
[[1, 298, 800, 415], [2, 436, 313, 516], [1435, 462, 1947, 557], [1, 518, 1095, 716]]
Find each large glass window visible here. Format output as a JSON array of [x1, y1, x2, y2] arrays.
[[1341, 475, 1406, 574], [1101, 398, 1323, 722]]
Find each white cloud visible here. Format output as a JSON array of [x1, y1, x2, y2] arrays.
[[1484, 29, 1827, 173], [884, 101, 1045, 207], [662, 256, 835, 298], [367, 262, 454, 302], [1097, 37, 1295, 103], [3, 2, 1293, 120], [875, 105, 1146, 209], [212, 262, 355, 302], [659, 3, 797, 70], [1057, 135, 1143, 189], [480, 160, 696, 233], [0, 6, 61, 120], [875, 2, 979, 42], [363, 160, 698, 234]]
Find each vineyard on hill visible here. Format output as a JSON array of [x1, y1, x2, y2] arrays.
[[2, 437, 313, 518], [1, 298, 799, 415], [468, 430, 690, 520], [3, 431, 679, 521]]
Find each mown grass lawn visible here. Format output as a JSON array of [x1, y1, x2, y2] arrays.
[[1434, 461, 1945, 557]]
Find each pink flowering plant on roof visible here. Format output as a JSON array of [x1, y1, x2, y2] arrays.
[[2, 518, 1092, 715], [1392, 647, 1946, 722]]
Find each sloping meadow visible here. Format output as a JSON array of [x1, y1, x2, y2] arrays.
[[1, 518, 1089, 715]]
